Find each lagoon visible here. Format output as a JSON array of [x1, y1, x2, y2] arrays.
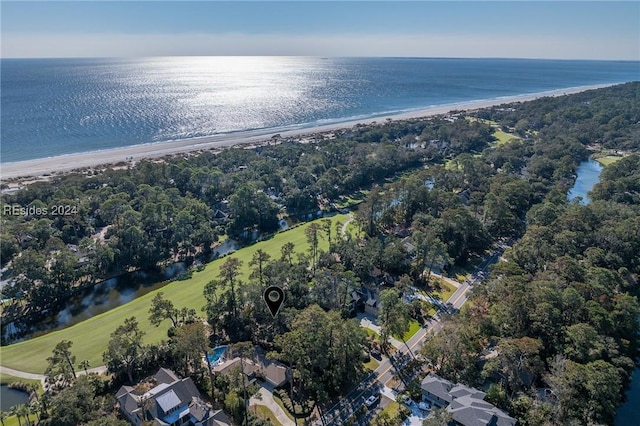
[[0, 385, 29, 411], [567, 159, 603, 204]]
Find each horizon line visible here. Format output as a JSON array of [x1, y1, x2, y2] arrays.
[[2, 55, 640, 62]]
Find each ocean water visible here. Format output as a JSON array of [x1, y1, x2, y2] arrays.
[[1, 57, 639, 163]]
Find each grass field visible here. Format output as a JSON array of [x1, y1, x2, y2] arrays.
[[251, 404, 284, 426], [594, 155, 623, 166], [493, 129, 520, 146], [0, 373, 41, 389], [0, 214, 348, 374]]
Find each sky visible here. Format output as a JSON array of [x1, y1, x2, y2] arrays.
[[1, 1, 639, 59]]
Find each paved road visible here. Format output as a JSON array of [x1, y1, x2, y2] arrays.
[[317, 241, 509, 425]]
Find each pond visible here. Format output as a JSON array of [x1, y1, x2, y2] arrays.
[[0, 385, 30, 411], [567, 159, 603, 205], [3, 261, 188, 341]]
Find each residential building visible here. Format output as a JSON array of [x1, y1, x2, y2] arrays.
[[212, 352, 289, 388], [117, 368, 230, 426], [420, 373, 517, 426]]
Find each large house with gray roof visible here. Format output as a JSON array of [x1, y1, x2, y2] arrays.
[[421, 373, 517, 426], [116, 368, 230, 426]]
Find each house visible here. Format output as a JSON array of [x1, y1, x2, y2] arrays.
[[421, 373, 517, 426], [212, 351, 289, 388], [364, 289, 379, 315], [117, 368, 230, 426]]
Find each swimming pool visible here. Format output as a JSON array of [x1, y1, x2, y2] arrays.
[[206, 345, 228, 365]]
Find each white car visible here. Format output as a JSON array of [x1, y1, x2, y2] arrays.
[[399, 394, 412, 405], [418, 401, 431, 411], [365, 394, 380, 408]]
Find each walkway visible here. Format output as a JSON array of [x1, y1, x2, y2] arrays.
[[341, 213, 354, 238], [0, 365, 45, 381], [249, 385, 296, 426], [0, 364, 108, 389], [358, 313, 403, 349], [429, 272, 461, 289]]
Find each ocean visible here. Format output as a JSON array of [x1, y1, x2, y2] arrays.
[[1, 57, 639, 163]]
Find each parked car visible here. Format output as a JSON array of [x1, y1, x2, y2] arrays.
[[365, 394, 380, 408], [418, 401, 431, 411], [399, 394, 412, 405]]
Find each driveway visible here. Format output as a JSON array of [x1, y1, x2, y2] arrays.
[[249, 384, 295, 426]]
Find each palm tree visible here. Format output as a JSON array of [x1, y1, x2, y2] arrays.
[[27, 383, 40, 402], [10, 405, 22, 426], [0, 410, 8, 426], [17, 404, 31, 426], [10, 404, 30, 426], [139, 395, 152, 422], [29, 400, 42, 424]]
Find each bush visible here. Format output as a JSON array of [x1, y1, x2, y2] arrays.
[[274, 388, 313, 416]]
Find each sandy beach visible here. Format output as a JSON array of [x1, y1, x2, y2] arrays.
[[0, 83, 616, 181]]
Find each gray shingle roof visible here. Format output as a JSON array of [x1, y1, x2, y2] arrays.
[[155, 367, 180, 384], [449, 383, 486, 400], [420, 374, 517, 426], [117, 368, 230, 426], [449, 395, 516, 426], [156, 390, 181, 413], [420, 373, 454, 403]]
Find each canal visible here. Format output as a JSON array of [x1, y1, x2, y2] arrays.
[[568, 159, 640, 424]]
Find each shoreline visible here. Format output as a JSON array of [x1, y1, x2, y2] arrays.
[[0, 82, 619, 181]]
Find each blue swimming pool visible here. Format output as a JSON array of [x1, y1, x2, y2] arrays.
[[206, 345, 228, 365]]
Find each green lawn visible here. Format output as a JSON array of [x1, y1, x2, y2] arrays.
[[0, 373, 41, 389], [394, 320, 421, 342], [371, 401, 406, 424], [2, 413, 38, 426], [380, 401, 401, 417], [594, 155, 623, 166], [446, 254, 484, 282], [251, 404, 284, 426], [0, 215, 348, 374], [364, 357, 380, 372], [493, 130, 520, 146], [364, 328, 380, 339], [466, 117, 498, 126], [432, 279, 456, 302]]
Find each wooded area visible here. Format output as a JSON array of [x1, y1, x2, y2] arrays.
[[1, 82, 639, 425]]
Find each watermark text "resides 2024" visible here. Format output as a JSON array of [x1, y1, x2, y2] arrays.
[[2, 204, 78, 217]]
